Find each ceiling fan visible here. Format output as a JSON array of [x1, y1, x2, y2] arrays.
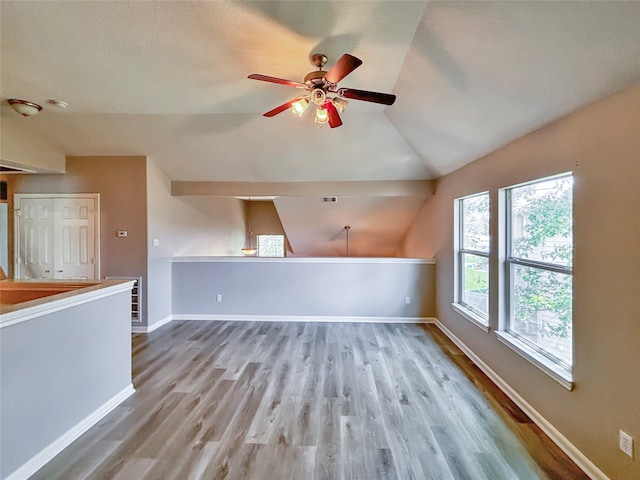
[[248, 53, 396, 128]]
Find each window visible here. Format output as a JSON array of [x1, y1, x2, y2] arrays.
[[501, 173, 573, 384], [257, 235, 285, 257], [454, 192, 490, 328]]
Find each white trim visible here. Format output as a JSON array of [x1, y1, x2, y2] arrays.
[[4, 384, 135, 480], [495, 331, 573, 390], [171, 256, 435, 265], [12, 193, 100, 199], [0, 280, 135, 328], [172, 314, 436, 324], [451, 303, 490, 332], [434, 319, 609, 480], [132, 315, 173, 333]]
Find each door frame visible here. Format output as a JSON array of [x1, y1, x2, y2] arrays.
[[14, 193, 101, 279]]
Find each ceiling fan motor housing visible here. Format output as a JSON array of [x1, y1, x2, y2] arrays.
[[303, 70, 327, 86]]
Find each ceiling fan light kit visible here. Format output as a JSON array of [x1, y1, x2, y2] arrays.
[[311, 88, 326, 106], [292, 98, 309, 116], [248, 53, 396, 128], [315, 106, 328, 124], [332, 97, 348, 113]]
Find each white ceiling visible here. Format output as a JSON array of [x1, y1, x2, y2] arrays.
[[1, 1, 639, 256]]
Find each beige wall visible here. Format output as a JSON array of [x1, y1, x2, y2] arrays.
[[245, 200, 291, 254], [5, 156, 245, 328], [147, 166, 245, 259], [7, 156, 148, 321], [402, 84, 640, 479], [146, 158, 245, 327], [146, 160, 174, 328], [246, 200, 286, 236], [162, 195, 245, 257]]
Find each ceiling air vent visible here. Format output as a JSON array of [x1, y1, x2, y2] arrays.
[[322, 196, 338, 203]]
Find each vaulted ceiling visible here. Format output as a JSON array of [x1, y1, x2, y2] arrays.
[[2, 1, 639, 255]]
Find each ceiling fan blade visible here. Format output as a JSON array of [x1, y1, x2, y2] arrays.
[[324, 54, 363, 84], [337, 88, 396, 105], [263, 97, 304, 117], [248, 74, 306, 88], [324, 102, 343, 128]]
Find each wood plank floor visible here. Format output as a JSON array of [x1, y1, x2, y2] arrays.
[[31, 321, 589, 480]]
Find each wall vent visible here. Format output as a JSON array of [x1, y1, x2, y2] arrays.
[[322, 196, 338, 203]]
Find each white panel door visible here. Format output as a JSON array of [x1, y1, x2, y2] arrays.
[[15, 197, 55, 279], [15, 194, 100, 280], [54, 197, 97, 279]]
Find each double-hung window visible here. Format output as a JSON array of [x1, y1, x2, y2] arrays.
[[454, 192, 490, 328], [500, 173, 573, 386]]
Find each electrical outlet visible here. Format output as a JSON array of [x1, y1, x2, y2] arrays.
[[216, 294, 222, 303], [405, 296, 411, 304], [619, 430, 633, 457]]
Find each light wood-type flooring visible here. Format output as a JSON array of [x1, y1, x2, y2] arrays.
[[31, 321, 589, 480]]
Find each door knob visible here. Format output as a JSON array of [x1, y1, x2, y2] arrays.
[[57, 270, 63, 273]]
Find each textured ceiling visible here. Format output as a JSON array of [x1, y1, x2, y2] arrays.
[[388, 1, 640, 176], [1, 1, 639, 256]]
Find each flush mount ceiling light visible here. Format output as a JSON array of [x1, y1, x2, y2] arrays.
[[48, 99, 69, 109], [248, 53, 396, 129], [8, 99, 43, 117]]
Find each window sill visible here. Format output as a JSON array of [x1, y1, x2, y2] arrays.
[[495, 331, 574, 391], [451, 303, 490, 332]]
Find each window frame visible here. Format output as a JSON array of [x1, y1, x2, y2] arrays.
[[499, 172, 574, 389], [453, 191, 490, 331], [257, 234, 285, 258]]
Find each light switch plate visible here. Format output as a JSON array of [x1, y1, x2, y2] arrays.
[[620, 430, 634, 457]]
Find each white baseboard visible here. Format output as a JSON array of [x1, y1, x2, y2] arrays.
[[172, 314, 436, 324], [132, 314, 173, 333], [132, 315, 434, 333], [434, 320, 608, 480], [5, 384, 135, 480]]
